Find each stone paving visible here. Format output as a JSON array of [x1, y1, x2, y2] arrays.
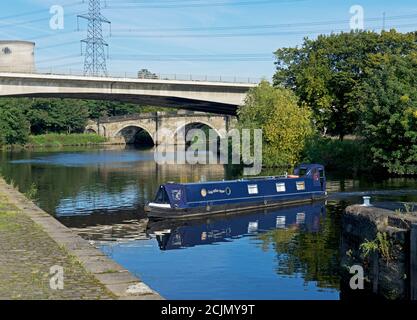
[[0, 179, 162, 300], [0, 193, 115, 300]]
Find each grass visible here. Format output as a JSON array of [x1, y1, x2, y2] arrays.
[[360, 232, 393, 262], [24, 183, 38, 201], [0, 210, 20, 232], [26, 133, 108, 148]]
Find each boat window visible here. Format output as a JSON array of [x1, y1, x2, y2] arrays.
[[296, 181, 306, 191], [248, 184, 259, 195], [319, 169, 325, 178], [276, 182, 286, 192], [296, 212, 306, 224], [298, 168, 307, 176], [276, 216, 286, 229], [154, 187, 170, 204]]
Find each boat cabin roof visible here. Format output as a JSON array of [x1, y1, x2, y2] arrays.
[[162, 164, 325, 187]]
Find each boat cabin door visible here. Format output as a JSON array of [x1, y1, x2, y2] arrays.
[[318, 168, 325, 190], [312, 167, 326, 191]]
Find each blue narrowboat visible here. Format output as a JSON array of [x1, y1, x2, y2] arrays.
[[145, 164, 327, 219]]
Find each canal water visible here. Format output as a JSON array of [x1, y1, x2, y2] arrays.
[[1, 146, 417, 300]]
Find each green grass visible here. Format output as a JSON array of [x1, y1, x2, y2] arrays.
[[27, 133, 108, 148], [0, 210, 20, 232]]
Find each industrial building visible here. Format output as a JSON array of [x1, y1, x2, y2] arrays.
[[0, 40, 35, 73]]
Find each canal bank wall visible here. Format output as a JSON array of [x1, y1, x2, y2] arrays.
[[341, 204, 417, 300], [0, 178, 163, 300]]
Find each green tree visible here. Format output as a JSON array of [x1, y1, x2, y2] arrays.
[[274, 30, 417, 140], [27, 99, 90, 134], [86, 100, 171, 119], [238, 81, 313, 168], [0, 95, 189, 146], [353, 53, 417, 175], [0, 106, 30, 145]]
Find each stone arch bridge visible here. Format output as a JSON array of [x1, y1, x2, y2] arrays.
[[86, 111, 237, 145]]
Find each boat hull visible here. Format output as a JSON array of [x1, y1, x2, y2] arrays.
[[146, 192, 327, 219]]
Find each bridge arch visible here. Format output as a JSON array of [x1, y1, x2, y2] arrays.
[[174, 120, 226, 140], [85, 128, 97, 134], [173, 120, 225, 147], [114, 125, 155, 146]]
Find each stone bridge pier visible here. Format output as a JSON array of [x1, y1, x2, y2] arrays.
[[85, 111, 237, 146]]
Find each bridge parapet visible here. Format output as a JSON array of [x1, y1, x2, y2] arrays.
[[0, 72, 255, 115], [97, 111, 221, 124]]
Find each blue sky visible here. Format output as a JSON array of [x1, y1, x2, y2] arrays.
[[1, 0, 417, 79]]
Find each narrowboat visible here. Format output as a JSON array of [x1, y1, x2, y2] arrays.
[[145, 164, 326, 219]]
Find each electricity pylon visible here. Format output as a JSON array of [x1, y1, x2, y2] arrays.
[[78, 0, 111, 77]]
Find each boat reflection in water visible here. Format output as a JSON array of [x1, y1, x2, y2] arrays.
[[96, 200, 339, 299], [147, 201, 326, 251]]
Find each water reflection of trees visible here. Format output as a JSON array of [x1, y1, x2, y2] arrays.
[[256, 201, 344, 290], [0, 149, 227, 217]]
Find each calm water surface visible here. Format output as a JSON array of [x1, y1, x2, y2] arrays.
[[1, 146, 417, 300]]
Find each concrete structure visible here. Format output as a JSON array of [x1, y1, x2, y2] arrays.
[[0, 41, 35, 73], [341, 204, 417, 300], [0, 72, 256, 115], [86, 111, 236, 145], [0, 178, 163, 300]]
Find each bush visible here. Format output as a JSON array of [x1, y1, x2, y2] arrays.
[[0, 107, 30, 146], [302, 136, 375, 174]]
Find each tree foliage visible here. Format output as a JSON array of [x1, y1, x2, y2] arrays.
[[353, 53, 417, 175], [238, 81, 313, 168], [0, 97, 170, 146], [274, 30, 417, 140], [27, 99, 90, 134], [0, 103, 30, 145]]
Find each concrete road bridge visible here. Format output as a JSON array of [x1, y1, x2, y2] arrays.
[[0, 72, 257, 115], [86, 111, 237, 145]]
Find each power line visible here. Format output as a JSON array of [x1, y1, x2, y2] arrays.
[[0, 1, 82, 20], [112, 12, 417, 33], [110, 53, 274, 61], [110, 23, 417, 38], [104, 0, 305, 9], [36, 53, 272, 63], [37, 54, 81, 64], [28, 23, 417, 61], [34, 22, 417, 65]]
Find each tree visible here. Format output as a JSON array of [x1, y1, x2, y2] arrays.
[[353, 53, 417, 175], [238, 81, 313, 168], [274, 30, 417, 140], [27, 99, 90, 134], [0, 105, 30, 145]]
